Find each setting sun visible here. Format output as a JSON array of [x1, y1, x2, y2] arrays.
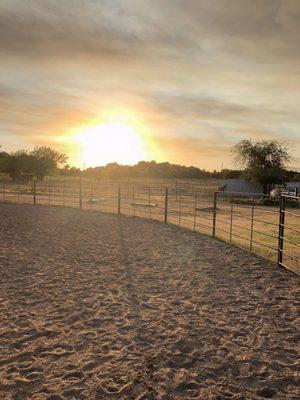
[[76, 123, 146, 167]]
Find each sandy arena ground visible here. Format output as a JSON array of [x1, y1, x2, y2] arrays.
[[0, 203, 299, 400]]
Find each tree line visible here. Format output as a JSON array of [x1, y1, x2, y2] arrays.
[[0, 146, 70, 180], [83, 162, 242, 180], [0, 145, 241, 180], [0, 141, 299, 192]]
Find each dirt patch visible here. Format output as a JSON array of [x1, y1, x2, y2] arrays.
[[0, 203, 299, 399]]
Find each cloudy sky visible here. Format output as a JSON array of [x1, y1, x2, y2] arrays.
[[0, 0, 299, 169]]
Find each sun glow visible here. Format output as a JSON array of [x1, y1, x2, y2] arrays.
[[75, 122, 146, 167]]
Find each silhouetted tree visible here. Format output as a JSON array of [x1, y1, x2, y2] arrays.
[[0, 146, 68, 180], [29, 146, 68, 180], [58, 164, 81, 177], [220, 169, 242, 179], [2, 151, 37, 180], [232, 140, 290, 193], [0, 149, 10, 174]]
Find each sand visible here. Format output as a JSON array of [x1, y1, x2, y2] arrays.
[[0, 203, 299, 400]]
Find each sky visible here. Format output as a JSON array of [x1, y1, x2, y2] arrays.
[[0, 0, 299, 170]]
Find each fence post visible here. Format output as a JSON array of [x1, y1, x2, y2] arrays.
[[212, 191, 218, 236], [277, 195, 286, 266], [90, 182, 93, 209], [250, 196, 255, 251], [178, 189, 182, 226], [117, 184, 121, 215], [48, 179, 51, 206], [79, 179, 83, 210], [148, 185, 152, 220], [229, 196, 233, 242], [132, 185, 136, 217], [3, 182, 5, 201], [33, 179, 36, 205], [62, 181, 65, 207], [193, 190, 197, 231], [164, 187, 168, 224]]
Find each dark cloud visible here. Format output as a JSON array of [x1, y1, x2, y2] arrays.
[[1, 0, 299, 63]]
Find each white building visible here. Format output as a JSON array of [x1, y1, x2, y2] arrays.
[[218, 179, 263, 194], [218, 179, 300, 196]]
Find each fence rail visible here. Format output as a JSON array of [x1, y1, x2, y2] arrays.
[[1, 179, 299, 274]]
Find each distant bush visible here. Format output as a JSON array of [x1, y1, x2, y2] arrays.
[[219, 196, 299, 208], [286, 199, 299, 208], [259, 197, 299, 208], [258, 198, 280, 207]]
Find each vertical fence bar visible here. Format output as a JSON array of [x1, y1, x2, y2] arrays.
[[229, 196, 233, 242], [2, 182, 5, 201], [178, 189, 182, 226], [133, 185, 136, 217], [62, 181, 65, 207], [90, 182, 93, 209], [212, 191, 218, 236], [277, 195, 286, 266], [148, 185, 152, 220], [48, 178, 51, 206], [33, 179, 36, 205], [193, 190, 197, 231], [117, 184, 121, 215], [249, 196, 255, 251], [79, 178, 83, 210], [164, 187, 168, 224], [48, 180, 51, 206], [89, 183, 92, 210]]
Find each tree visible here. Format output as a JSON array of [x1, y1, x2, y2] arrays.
[[0, 146, 68, 180], [232, 140, 290, 193], [220, 169, 242, 179], [29, 146, 68, 180], [0, 149, 10, 173], [2, 151, 38, 180], [58, 164, 81, 177]]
